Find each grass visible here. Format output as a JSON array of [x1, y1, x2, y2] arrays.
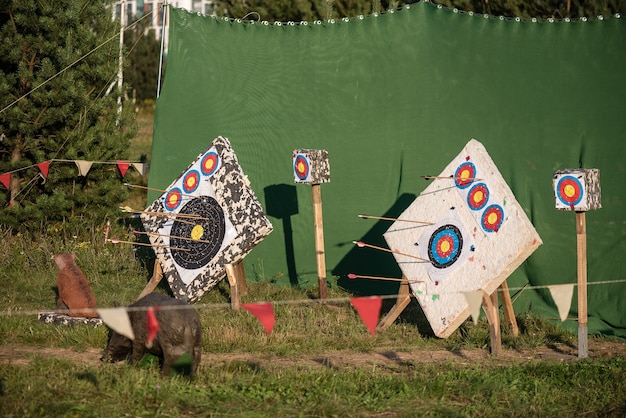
[[1, 108, 625, 416]]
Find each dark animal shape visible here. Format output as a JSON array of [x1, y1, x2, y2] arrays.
[[54, 253, 98, 318], [101, 293, 202, 377]]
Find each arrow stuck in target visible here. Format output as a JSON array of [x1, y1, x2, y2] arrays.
[[358, 214, 434, 225], [353, 241, 432, 264]]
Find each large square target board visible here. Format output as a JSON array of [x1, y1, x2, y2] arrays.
[[383, 139, 542, 338], [141, 136, 273, 303]]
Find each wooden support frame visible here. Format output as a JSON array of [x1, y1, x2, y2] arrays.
[[312, 184, 328, 300], [376, 276, 517, 356], [136, 259, 249, 310]]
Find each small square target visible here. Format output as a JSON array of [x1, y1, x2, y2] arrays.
[[293, 149, 330, 184], [553, 169, 601, 212]]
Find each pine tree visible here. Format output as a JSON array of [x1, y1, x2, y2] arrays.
[[0, 0, 136, 230]]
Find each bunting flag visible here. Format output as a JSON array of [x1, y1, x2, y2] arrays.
[[145, 306, 160, 348], [350, 296, 382, 336], [116, 161, 130, 178], [242, 302, 275, 335], [132, 162, 147, 177], [75, 160, 94, 176], [37, 161, 50, 179], [548, 284, 575, 321], [0, 172, 9, 189], [97, 307, 135, 340], [462, 290, 485, 325]]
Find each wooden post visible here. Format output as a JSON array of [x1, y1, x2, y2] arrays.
[[377, 276, 411, 331], [234, 260, 248, 297], [481, 290, 502, 356], [576, 212, 588, 358], [137, 260, 163, 301], [312, 184, 328, 299], [499, 281, 519, 336], [225, 263, 240, 310]]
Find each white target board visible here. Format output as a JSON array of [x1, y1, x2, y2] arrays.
[[383, 139, 542, 338], [141, 136, 273, 303]]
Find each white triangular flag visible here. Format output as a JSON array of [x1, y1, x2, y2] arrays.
[[548, 284, 574, 321], [131, 162, 146, 176], [97, 307, 135, 340], [463, 290, 485, 325], [74, 160, 94, 176]]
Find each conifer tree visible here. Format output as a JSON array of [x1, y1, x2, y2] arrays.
[[0, 0, 136, 229]]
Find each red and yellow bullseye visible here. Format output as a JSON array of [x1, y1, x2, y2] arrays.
[[481, 204, 504, 233], [201, 151, 219, 176], [182, 170, 200, 193], [556, 175, 583, 207], [468, 183, 489, 210], [294, 155, 310, 181], [454, 162, 476, 189], [164, 188, 183, 211]]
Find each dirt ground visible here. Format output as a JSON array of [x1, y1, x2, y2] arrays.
[[2, 339, 625, 371]]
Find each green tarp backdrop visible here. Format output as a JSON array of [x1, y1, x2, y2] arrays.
[[150, 2, 625, 338]]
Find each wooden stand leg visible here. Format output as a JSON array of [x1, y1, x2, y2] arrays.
[[234, 261, 248, 297], [576, 212, 588, 359], [312, 184, 328, 299], [225, 263, 240, 310], [499, 281, 519, 336], [482, 290, 502, 356], [137, 260, 163, 301], [377, 276, 411, 331]]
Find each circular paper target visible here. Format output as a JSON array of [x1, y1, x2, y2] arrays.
[[294, 154, 310, 181], [481, 204, 504, 233], [170, 196, 226, 270], [182, 169, 200, 194], [201, 151, 219, 177], [454, 162, 476, 189], [428, 224, 463, 269], [467, 183, 489, 211], [164, 187, 183, 212], [556, 175, 583, 207]]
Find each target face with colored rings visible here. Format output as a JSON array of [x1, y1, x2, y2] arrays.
[[164, 188, 183, 212], [454, 162, 476, 189], [467, 183, 489, 211], [170, 196, 226, 270], [481, 204, 504, 233], [556, 175, 583, 206], [428, 224, 463, 269], [294, 154, 310, 181], [201, 151, 219, 177], [182, 169, 200, 194]]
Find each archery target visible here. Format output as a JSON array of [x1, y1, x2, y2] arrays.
[[294, 154, 310, 181], [383, 139, 542, 338], [414, 208, 474, 283], [556, 175, 583, 207], [481, 204, 504, 233], [164, 188, 183, 212], [182, 170, 200, 194], [454, 161, 476, 189], [467, 183, 489, 211], [170, 196, 227, 271], [141, 136, 273, 302], [553, 169, 601, 211]]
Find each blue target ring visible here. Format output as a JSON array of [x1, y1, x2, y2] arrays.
[[556, 175, 584, 207], [294, 154, 310, 181], [428, 224, 463, 269]]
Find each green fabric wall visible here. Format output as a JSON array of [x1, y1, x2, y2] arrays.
[[150, 3, 626, 338]]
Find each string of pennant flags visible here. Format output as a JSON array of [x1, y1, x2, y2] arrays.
[[0, 158, 147, 190], [3, 278, 625, 340]]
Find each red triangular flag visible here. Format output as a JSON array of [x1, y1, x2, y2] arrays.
[[350, 296, 382, 336], [242, 302, 275, 335], [117, 161, 130, 178], [37, 161, 50, 178], [145, 306, 159, 348], [0, 172, 10, 189]]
